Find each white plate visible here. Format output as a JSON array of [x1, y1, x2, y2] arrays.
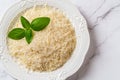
[[0, 0, 90, 80]]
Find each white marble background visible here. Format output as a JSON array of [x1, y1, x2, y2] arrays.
[[1, 0, 120, 80]]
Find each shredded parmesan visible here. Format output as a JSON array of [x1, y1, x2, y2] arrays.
[[8, 5, 76, 72]]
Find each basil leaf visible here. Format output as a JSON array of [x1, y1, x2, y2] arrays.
[[8, 28, 25, 40], [31, 17, 50, 31], [21, 16, 31, 29], [25, 29, 33, 44]]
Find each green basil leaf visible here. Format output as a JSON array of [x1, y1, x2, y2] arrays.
[[25, 29, 33, 44], [21, 16, 31, 29], [31, 17, 50, 31], [8, 28, 25, 40]]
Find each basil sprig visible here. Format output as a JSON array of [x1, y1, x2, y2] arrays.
[[8, 16, 50, 44]]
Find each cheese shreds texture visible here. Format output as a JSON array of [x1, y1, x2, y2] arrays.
[[8, 6, 76, 72]]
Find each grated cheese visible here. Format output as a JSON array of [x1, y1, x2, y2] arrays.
[[8, 5, 76, 72]]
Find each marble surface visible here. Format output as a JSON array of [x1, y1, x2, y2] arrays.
[[0, 0, 120, 80]]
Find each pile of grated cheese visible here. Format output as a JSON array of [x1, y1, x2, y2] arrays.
[[8, 5, 76, 72]]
